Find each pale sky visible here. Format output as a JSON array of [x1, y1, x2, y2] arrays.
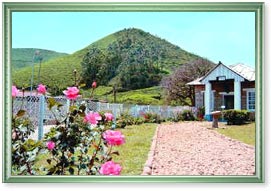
[[12, 12, 255, 68]]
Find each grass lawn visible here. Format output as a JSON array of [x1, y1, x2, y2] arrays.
[[35, 123, 157, 175], [215, 122, 255, 146], [113, 123, 157, 175]]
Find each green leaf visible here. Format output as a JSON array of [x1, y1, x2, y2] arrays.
[[47, 167, 57, 175], [22, 139, 41, 151], [80, 164, 86, 169], [69, 167, 75, 175], [69, 106, 77, 112], [78, 112, 86, 117], [47, 159, 52, 165], [69, 116, 74, 123], [79, 105, 86, 112], [47, 97, 57, 110], [16, 110, 26, 117], [78, 105, 86, 117], [71, 109, 78, 116], [79, 83, 86, 88], [57, 103, 63, 109]]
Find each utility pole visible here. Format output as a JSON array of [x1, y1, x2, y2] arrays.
[[113, 85, 117, 103]]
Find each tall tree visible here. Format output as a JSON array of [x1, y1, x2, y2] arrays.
[[81, 47, 120, 87], [161, 58, 215, 106]]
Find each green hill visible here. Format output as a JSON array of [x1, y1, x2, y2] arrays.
[[12, 48, 68, 70], [12, 28, 201, 97]]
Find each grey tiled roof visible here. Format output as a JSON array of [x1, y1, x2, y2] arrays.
[[187, 63, 255, 85], [229, 63, 255, 81]]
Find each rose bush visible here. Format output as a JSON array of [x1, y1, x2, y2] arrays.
[[104, 113, 114, 121], [46, 141, 55, 150], [11, 86, 42, 175], [37, 84, 47, 95], [63, 86, 80, 100], [99, 161, 122, 175], [12, 85, 19, 97], [12, 85, 125, 176], [84, 111, 102, 125], [92, 81, 97, 89], [103, 130, 125, 146]]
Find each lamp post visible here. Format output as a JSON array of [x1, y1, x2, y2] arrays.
[[73, 69, 77, 86], [30, 53, 35, 96], [29, 50, 40, 115], [30, 50, 43, 95], [36, 51, 43, 85]]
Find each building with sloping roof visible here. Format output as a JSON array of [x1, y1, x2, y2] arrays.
[[187, 62, 255, 121]]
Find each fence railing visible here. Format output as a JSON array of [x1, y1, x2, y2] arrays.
[[13, 95, 198, 139]]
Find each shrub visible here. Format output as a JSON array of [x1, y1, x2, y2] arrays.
[[170, 110, 195, 122], [11, 88, 43, 175], [12, 114, 42, 175], [116, 111, 164, 128], [12, 85, 125, 176], [133, 117, 145, 125], [43, 98, 124, 175], [116, 112, 136, 128], [197, 106, 205, 121], [171, 112, 183, 122], [249, 111, 255, 121], [222, 109, 250, 125], [142, 112, 162, 124], [180, 110, 195, 121]]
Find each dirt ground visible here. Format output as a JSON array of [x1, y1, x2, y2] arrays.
[[144, 121, 255, 176]]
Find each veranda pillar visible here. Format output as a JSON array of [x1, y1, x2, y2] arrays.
[[234, 81, 241, 110], [204, 81, 212, 121]]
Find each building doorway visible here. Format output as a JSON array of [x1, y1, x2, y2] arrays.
[[224, 95, 234, 109]]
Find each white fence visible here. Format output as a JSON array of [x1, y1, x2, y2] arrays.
[[13, 95, 198, 138]]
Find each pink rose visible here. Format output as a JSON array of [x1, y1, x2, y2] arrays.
[[12, 85, 19, 98], [99, 161, 122, 175], [37, 84, 46, 95], [63, 86, 80, 100], [46, 141, 55, 150], [104, 113, 114, 121], [84, 112, 102, 125], [103, 130, 125, 146], [92, 81, 97, 89]]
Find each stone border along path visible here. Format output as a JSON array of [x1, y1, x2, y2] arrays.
[[142, 121, 255, 175]]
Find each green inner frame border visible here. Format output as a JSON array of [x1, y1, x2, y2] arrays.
[[2, 2, 264, 183]]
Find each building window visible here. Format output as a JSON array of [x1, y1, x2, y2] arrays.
[[247, 90, 255, 111]]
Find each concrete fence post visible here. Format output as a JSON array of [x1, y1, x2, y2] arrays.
[[38, 95, 45, 140], [66, 99, 70, 113]]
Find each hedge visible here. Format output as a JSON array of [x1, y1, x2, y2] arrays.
[[222, 109, 250, 125]]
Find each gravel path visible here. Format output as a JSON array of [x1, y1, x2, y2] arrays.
[[146, 122, 255, 176]]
